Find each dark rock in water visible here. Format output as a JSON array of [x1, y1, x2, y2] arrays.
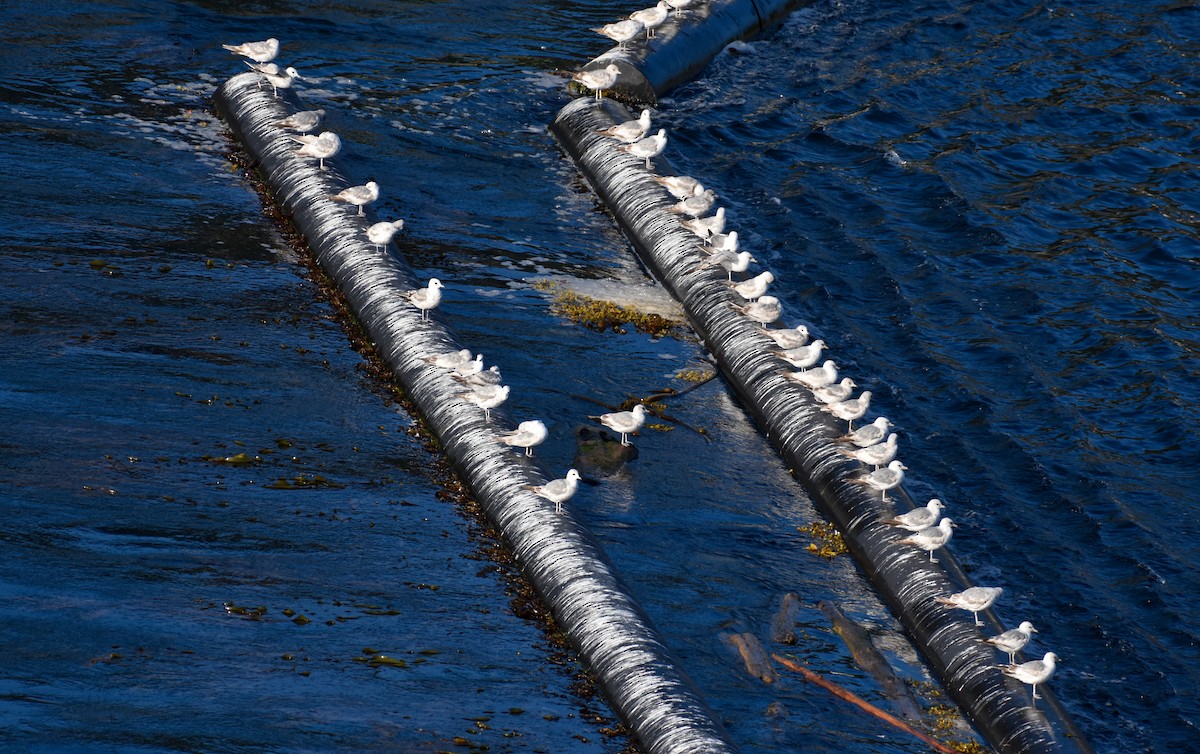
[[573, 425, 638, 478], [722, 632, 778, 684], [819, 600, 923, 721], [770, 592, 802, 644]]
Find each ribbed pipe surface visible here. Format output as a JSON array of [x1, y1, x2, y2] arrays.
[[579, 0, 806, 103], [214, 72, 737, 754], [551, 96, 1094, 754]]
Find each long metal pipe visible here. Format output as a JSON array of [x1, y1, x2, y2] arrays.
[[214, 72, 738, 754], [550, 95, 1094, 754]]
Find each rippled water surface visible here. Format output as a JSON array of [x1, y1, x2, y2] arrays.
[[1, 0, 1197, 752]]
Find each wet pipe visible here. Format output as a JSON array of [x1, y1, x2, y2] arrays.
[[213, 72, 737, 754], [550, 97, 1094, 754], [579, 0, 804, 104]]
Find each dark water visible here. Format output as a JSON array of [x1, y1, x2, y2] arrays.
[[1, 0, 1196, 752]]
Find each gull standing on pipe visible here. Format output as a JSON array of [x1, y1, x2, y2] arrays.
[[730, 270, 773, 301], [573, 64, 620, 101], [776, 339, 826, 369], [276, 108, 325, 133], [986, 621, 1038, 665], [732, 295, 781, 327], [884, 498, 945, 532], [652, 174, 703, 199], [768, 326, 816, 352], [703, 229, 738, 253], [525, 469, 581, 514], [812, 377, 857, 405], [222, 37, 279, 63], [329, 180, 379, 216], [669, 188, 717, 217], [294, 131, 341, 171], [698, 249, 754, 281], [423, 348, 473, 370], [620, 129, 667, 170], [406, 277, 443, 320], [263, 65, 300, 98], [594, 19, 644, 52], [1002, 652, 1058, 702], [631, 2, 670, 37], [897, 517, 954, 563], [783, 358, 837, 388], [836, 416, 893, 447], [366, 219, 405, 251], [854, 457, 904, 500], [666, 0, 696, 18], [460, 384, 509, 422], [593, 404, 649, 447], [450, 354, 484, 379], [840, 431, 898, 467], [499, 420, 548, 456], [597, 109, 652, 143], [822, 390, 872, 429], [937, 586, 1003, 626], [682, 207, 726, 239]]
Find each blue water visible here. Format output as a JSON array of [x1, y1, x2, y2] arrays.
[[1, 0, 1196, 752]]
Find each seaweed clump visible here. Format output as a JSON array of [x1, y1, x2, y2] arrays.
[[535, 280, 677, 338]]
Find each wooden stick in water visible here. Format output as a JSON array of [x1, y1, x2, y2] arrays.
[[772, 654, 959, 754]]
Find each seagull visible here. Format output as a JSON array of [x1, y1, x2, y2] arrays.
[[665, 0, 696, 18], [594, 19, 644, 52], [423, 348, 473, 370], [732, 295, 781, 326], [836, 416, 893, 447], [573, 64, 621, 100], [594, 403, 648, 446], [460, 384, 509, 422], [768, 326, 816, 352], [276, 108, 325, 133], [936, 585, 1002, 626], [783, 359, 836, 388], [855, 457, 905, 495], [222, 37, 279, 64], [730, 270, 773, 301], [293, 131, 341, 171], [681, 207, 726, 239], [776, 340, 826, 369], [366, 219, 405, 251], [898, 517, 954, 563], [407, 277, 443, 320], [987, 621, 1038, 665], [669, 189, 717, 217], [1002, 652, 1058, 701], [652, 174, 703, 199], [525, 468, 582, 513], [263, 65, 300, 98], [450, 353, 485, 378], [597, 109, 652, 143], [812, 377, 857, 405], [698, 249, 754, 281], [631, 2, 670, 37], [883, 498, 945, 532], [840, 431, 897, 467], [455, 365, 502, 388], [619, 129, 667, 170], [499, 419, 548, 456], [328, 180, 379, 216], [703, 229, 738, 253], [822, 390, 872, 429], [246, 61, 279, 76]]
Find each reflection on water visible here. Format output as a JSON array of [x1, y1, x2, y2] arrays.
[[0, 0, 1196, 751]]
